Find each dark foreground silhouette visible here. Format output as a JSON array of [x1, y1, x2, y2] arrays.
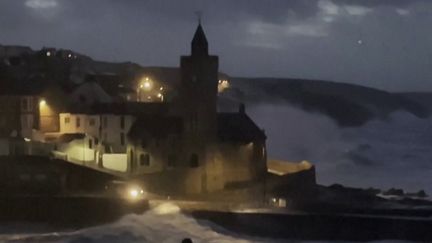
[[0, 196, 148, 227], [190, 210, 432, 242]]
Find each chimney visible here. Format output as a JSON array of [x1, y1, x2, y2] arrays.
[[239, 103, 246, 114]]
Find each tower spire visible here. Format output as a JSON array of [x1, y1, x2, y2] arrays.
[[195, 11, 202, 25], [191, 13, 208, 56]]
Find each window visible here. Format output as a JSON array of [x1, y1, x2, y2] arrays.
[[89, 118, 95, 126], [21, 98, 28, 111], [76, 117, 81, 128], [88, 139, 93, 149], [19, 174, 31, 181], [21, 116, 28, 129], [120, 116, 125, 129], [140, 153, 150, 166], [65, 117, 70, 124], [95, 138, 99, 145], [120, 132, 125, 146], [130, 149, 134, 171], [35, 174, 47, 181], [168, 154, 176, 168], [190, 113, 198, 132], [103, 116, 108, 128], [190, 153, 199, 168]]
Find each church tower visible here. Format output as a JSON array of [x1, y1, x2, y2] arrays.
[[179, 23, 219, 143]]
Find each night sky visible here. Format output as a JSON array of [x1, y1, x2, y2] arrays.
[[1, 0, 431, 91]]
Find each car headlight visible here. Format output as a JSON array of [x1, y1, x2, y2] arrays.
[[127, 186, 146, 200], [129, 189, 139, 198]]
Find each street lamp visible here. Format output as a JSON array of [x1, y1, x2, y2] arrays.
[[157, 93, 164, 102], [137, 77, 153, 102], [39, 99, 47, 106]]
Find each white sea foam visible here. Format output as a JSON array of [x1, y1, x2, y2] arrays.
[[0, 202, 413, 243], [248, 104, 432, 194], [0, 203, 259, 243]]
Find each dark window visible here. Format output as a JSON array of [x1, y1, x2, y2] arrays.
[[103, 117, 108, 128], [95, 138, 99, 145], [170, 136, 176, 148], [21, 98, 28, 111], [120, 116, 125, 129], [120, 133, 125, 146], [88, 139, 93, 149], [141, 140, 147, 148], [130, 149, 134, 171], [168, 154, 176, 168], [190, 153, 199, 168], [89, 118, 95, 126], [140, 153, 150, 166], [76, 117, 81, 128], [65, 117, 70, 124]]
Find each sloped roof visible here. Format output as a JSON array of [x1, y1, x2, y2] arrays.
[[217, 112, 266, 143], [128, 115, 183, 142], [67, 102, 169, 115], [0, 79, 45, 95], [191, 24, 209, 56], [55, 133, 85, 143], [192, 24, 208, 47]]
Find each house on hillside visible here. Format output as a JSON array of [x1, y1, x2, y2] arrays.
[[1, 23, 269, 195]]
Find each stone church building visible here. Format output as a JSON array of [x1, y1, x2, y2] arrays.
[[127, 24, 267, 194]]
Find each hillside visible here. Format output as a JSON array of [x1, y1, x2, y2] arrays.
[[220, 78, 429, 127], [0, 44, 429, 127]]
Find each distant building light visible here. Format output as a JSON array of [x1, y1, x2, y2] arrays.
[[144, 81, 151, 89], [160, 87, 164, 91], [157, 93, 162, 98], [218, 79, 230, 93], [24, 138, 31, 142], [147, 96, 152, 100], [68, 53, 72, 58], [46, 51, 51, 57]]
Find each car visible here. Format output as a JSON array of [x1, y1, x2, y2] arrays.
[[104, 180, 147, 202]]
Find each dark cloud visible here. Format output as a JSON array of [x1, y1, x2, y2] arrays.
[[333, 0, 423, 7], [0, 0, 431, 91]]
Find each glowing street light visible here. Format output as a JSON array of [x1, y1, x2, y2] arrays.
[[143, 81, 151, 90], [139, 77, 152, 91], [39, 99, 47, 106], [157, 93, 164, 102]]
